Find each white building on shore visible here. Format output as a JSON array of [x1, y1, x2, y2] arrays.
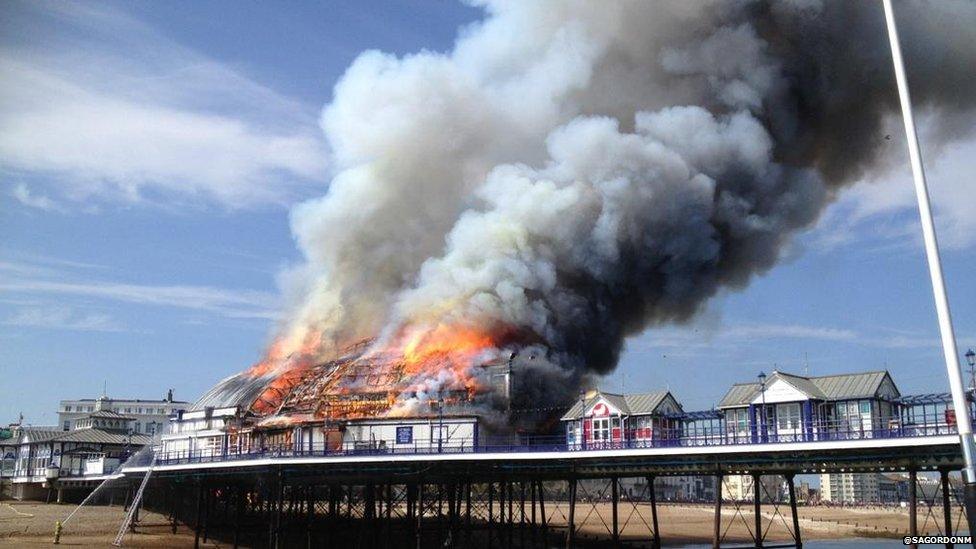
[[58, 390, 187, 435]]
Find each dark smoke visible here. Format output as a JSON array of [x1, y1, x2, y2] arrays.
[[280, 1, 976, 412]]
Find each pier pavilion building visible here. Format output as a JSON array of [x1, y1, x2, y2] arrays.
[[717, 369, 902, 443], [560, 389, 683, 448]]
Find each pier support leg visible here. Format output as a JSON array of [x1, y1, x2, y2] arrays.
[[326, 484, 337, 549], [345, 484, 353, 520], [611, 476, 620, 546], [200, 487, 209, 542], [193, 482, 203, 549], [909, 469, 919, 549], [713, 473, 723, 549], [753, 473, 763, 548], [507, 481, 513, 549], [537, 480, 548, 547], [566, 478, 577, 549], [416, 483, 424, 549], [530, 480, 537, 547], [941, 470, 953, 547], [275, 472, 285, 549], [233, 485, 243, 549], [647, 476, 660, 549], [965, 483, 976, 546], [443, 484, 452, 549], [500, 482, 507, 549], [465, 481, 472, 547], [520, 481, 526, 549], [488, 482, 495, 549], [786, 473, 802, 548], [435, 483, 443, 545], [368, 484, 378, 549], [171, 484, 179, 535], [307, 485, 315, 549], [385, 484, 393, 549], [406, 483, 416, 548]]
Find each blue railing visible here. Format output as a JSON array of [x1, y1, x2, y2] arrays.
[[152, 411, 966, 466]]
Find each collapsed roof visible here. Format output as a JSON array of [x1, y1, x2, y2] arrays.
[[190, 339, 511, 423]]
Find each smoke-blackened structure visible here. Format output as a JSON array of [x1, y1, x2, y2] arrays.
[[257, 1, 976, 418]]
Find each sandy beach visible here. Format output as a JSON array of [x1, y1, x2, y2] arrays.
[[1, 499, 957, 547]]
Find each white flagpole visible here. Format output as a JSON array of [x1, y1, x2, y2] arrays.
[[881, 0, 976, 525]]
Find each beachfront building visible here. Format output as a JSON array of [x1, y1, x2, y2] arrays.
[[561, 389, 683, 448], [583, 475, 717, 502], [819, 473, 909, 504], [3, 409, 152, 500], [717, 370, 901, 443], [58, 390, 187, 434], [721, 474, 784, 502]]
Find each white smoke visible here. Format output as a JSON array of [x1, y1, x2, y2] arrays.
[[278, 0, 976, 406]]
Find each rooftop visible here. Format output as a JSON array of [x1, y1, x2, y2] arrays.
[[560, 390, 679, 420], [718, 370, 897, 408], [54, 428, 153, 445], [84, 410, 136, 420], [62, 398, 189, 404]]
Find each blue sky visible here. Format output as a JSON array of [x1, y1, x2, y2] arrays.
[[1, 1, 974, 426]]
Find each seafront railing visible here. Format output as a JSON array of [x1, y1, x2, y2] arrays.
[[151, 410, 965, 466]]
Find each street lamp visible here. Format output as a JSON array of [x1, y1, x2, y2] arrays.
[[967, 349, 976, 391], [758, 372, 767, 442], [579, 390, 587, 450], [437, 396, 445, 453]]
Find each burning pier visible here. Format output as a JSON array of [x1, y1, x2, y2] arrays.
[[161, 335, 516, 459]]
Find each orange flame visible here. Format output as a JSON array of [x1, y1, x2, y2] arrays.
[[243, 321, 509, 421], [401, 324, 495, 371]]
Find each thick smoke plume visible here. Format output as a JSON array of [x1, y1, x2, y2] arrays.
[[276, 1, 976, 411]]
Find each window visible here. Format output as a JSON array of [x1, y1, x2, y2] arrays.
[[63, 421, 70, 431], [777, 403, 801, 431], [593, 418, 610, 441], [65, 406, 72, 412], [726, 409, 749, 436]]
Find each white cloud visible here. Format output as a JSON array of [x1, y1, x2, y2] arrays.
[[810, 126, 976, 252], [10, 182, 64, 212], [630, 320, 946, 352], [0, 279, 278, 320], [2, 306, 123, 332], [724, 323, 858, 342], [0, 3, 328, 209]]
